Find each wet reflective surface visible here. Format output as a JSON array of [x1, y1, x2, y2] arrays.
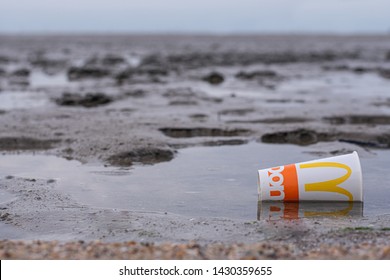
[[0, 90, 50, 110], [0, 189, 16, 205], [0, 142, 390, 220], [257, 201, 363, 221], [30, 72, 68, 88]]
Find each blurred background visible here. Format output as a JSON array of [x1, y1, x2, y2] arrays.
[[1, 0, 390, 34]]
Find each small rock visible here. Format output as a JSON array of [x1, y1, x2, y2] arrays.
[[202, 72, 224, 85]]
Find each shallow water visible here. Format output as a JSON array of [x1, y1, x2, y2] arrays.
[[0, 189, 16, 205], [30, 72, 68, 88], [0, 90, 50, 110], [0, 142, 389, 220]]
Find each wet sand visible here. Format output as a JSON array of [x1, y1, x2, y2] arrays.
[[0, 34, 390, 259]]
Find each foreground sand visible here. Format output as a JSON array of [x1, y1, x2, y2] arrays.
[[2, 239, 390, 259]]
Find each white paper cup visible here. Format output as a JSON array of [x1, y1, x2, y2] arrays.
[[258, 152, 363, 201]]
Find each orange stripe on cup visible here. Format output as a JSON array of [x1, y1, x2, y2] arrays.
[[268, 203, 299, 219], [267, 164, 299, 201]]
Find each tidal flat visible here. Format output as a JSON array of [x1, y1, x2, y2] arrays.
[[0, 34, 390, 259]]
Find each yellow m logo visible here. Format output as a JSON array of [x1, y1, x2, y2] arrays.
[[299, 162, 353, 201]]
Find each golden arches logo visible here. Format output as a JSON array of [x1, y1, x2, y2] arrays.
[[299, 162, 353, 201]]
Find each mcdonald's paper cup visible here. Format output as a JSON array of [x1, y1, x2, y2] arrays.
[[257, 152, 363, 201]]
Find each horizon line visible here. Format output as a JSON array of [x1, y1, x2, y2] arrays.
[[0, 30, 389, 37]]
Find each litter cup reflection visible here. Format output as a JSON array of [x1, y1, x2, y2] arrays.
[[257, 152, 363, 201], [257, 201, 363, 221]]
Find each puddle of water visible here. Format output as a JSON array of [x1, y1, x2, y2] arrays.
[[197, 83, 272, 98], [0, 142, 389, 220], [175, 70, 390, 102], [278, 72, 390, 99], [126, 55, 142, 67], [0, 222, 28, 239], [30, 72, 69, 88], [0, 189, 16, 205], [0, 90, 51, 110]]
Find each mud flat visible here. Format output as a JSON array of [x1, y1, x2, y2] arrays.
[[0, 34, 390, 259]]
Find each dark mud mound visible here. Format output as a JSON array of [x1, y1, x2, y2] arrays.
[[162, 88, 201, 106], [169, 100, 198, 106], [10, 68, 30, 77], [163, 88, 197, 98], [116, 66, 168, 79], [261, 129, 333, 146], [8, 68, 31, 85], [29, 57, 68, 73], [228, 117, 310, 124], [235, 70, 278, 80], [323, 65, 390, 80], [86, 55, 126, 66], [0, 137, 59, 151], [0, 55, 16, 64], [265, 99, 305, 103], [378, 69, 390, 79], [235, 70, 283, 88], [123, 89, 146, 98], [189, 114, 208, 121], [324, 115, 390, 125], [375, 134, 390, 148], [219, 108, 255, 116], [261, 129, 390, 148], [372, 99, 390, 107], [55, 93, 112, 108], [322, 65, 377, 74], [107, 148, 175, 167], [339, 134, 390, 149], [67, 67, 110, 80], [160, 127, 251, 138], [115, 66, 168, 84], [201, 139, 248, 146], [141, 50, 359, 69]]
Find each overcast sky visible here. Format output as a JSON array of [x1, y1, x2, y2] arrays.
[[0, 0, 389, 33]]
